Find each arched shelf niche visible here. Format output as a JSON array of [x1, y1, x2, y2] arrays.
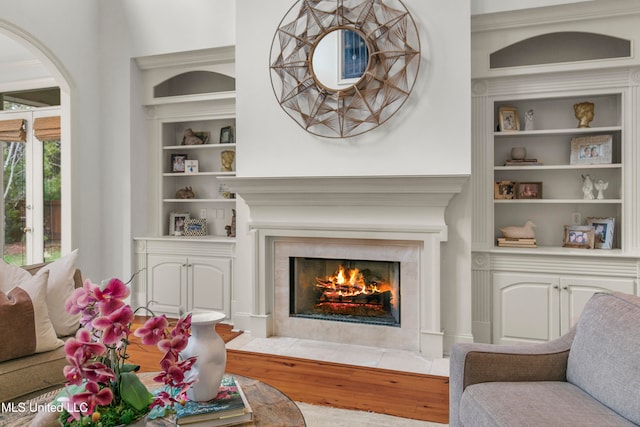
[[153, 70, 235, 98], [490, 32, 631, 69]]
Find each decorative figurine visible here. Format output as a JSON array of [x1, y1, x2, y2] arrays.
[[524, 109, 534, 131], [573, 101, 595, 128], [176, 186, 195, 199], [500, 220, 536, 239], [510, 147, 526, 160], [182, 128, 204, 145], [594, 179, 608, 200], [581, 174, 595, 200], [221, 150, 235, 172]]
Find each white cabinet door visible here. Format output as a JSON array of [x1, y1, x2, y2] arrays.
[[188, 256, 231, 316], [560, 277, 636, 334], [147, 254, 188, 316], [493, 272, 560, 344]]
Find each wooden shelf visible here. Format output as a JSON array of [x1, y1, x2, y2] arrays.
[[494, 199, 622, 204], [163, 171, 235, 177], [495, 164, 622, 171], [494, 126, 621, 137], [164, 143, 236, 150]]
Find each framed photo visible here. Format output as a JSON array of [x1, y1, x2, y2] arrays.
[[220, 126, 234, 144], [586, 217, 615, 249], [516, 182, 542, 199], [183, 218, 207, 236], [494, 181, 516, 199], [169, 212, 190, 236], [185, 159, 199, 174], [171, 154, 187, 173], [181, 130, 210, 145], [563, 225, 595, 249], [498, 106, 519, 132], [570, 135, 612, 165]]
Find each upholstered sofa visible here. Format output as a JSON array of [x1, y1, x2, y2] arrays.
[[0, 257, 82, 401], [450, 291, 640, 426]]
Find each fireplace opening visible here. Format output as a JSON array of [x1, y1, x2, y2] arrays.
[[289, 257, 400, 327]]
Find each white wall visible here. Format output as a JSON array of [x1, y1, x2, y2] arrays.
[[234, 0, 473, 349], [237, 0, 470, 178], [471, 0, 592, 15], [0, 0, 103, 279]]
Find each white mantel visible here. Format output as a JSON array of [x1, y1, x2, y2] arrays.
[[222, 175, 468, 358]]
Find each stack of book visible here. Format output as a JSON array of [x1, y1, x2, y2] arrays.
[[504, 159, 543, 166], [497, 237, 537, 248], [175, 375, 253, 427]]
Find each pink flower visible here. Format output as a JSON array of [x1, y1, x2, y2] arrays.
[[94, 278, 130, 315], [93, 305, 134, 345], [82, 362, 115, 384], [65, 280, 98, 314], [170, 313, 192, 338], [134, 315, 169, 345], [154, 357, 196, 386], [65, 329, 106, 364], [71, 381, 113, 415], [158, 335, 189, 362]]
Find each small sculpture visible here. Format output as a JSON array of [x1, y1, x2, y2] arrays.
[[182, 128, 204, 145], [594, 179, 608, 200], [500, 221, 536, 239], [221, 150, 235, 172], [225, 209, 236, 237], [524, 109, 534, 131], [581, 174, 595, 200], [176, 186, 195, 199], [573, 102, 595, 128], [510, 147, 526, 160]]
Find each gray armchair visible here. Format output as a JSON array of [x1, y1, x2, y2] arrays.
[[449, 292, 640, 426]]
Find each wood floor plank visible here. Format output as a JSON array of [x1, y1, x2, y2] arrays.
[[126, 317, 449, 424]]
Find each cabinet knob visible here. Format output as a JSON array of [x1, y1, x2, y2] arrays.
[[182, 263, 187, 267], [553, 285, 559, 289], [563, 286, 568, 290]]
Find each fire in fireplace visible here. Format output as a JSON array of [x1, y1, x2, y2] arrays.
[[289, 257, 400, 326]]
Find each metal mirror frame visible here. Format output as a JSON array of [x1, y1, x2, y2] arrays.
[[269, 0, 421, 138]]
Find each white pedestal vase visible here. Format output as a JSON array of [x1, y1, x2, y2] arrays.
[[182, 311, 227, 402]]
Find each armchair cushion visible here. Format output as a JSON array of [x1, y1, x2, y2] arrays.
[[460, 381, 636, 427], [567, 292, 640, 425]]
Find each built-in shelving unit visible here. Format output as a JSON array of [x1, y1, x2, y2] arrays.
[[470, 2, 640, 345], [133, 47, 237, 318]]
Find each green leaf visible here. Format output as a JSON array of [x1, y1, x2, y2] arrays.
[[121, 363, 141, 373], [119, 372, 153, 411]]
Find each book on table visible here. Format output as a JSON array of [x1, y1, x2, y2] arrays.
[[176, 375, 253, 426]]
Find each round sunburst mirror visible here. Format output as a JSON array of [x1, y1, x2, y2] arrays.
[[269, 0, 421, 138]]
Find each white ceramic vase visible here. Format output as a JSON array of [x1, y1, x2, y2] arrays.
[[182, 311, 227, 402]]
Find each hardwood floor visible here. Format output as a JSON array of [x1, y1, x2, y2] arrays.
[[127, 317, 449, 424]]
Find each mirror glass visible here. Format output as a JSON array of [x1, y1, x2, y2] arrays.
[[311, 28, 370, 91]]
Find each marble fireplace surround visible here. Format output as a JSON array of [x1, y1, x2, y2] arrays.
[[223, 175, 467, 358]]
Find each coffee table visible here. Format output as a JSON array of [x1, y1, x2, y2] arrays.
[[1, 374, 306, 426]]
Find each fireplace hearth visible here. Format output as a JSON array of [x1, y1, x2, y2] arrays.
[[290, 257, 401, 327]]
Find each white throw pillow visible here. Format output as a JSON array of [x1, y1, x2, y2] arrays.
[[36, 249, 80, 336], [1, 268, 63, 354]]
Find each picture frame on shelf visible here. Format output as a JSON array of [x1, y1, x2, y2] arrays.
[[586, 217, 615, 249], [494, 181, 516, 199], [183, 218, 207, 236], [171, 154, 187, 173], [169, 212, 190, 236], [185, 159, 199, 174], [516, 182, 542, 199], [498, 106, 519, 132], [220, 126, 234, 144], [562, 225, 595, 249], [570, 134, 613, 165]]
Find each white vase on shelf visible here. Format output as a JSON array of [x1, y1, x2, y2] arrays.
[[182, 311, 227, 402]]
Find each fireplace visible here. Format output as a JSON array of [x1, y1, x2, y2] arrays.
[[221, 175, 469, 357], [290, 257, 401, 327]]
